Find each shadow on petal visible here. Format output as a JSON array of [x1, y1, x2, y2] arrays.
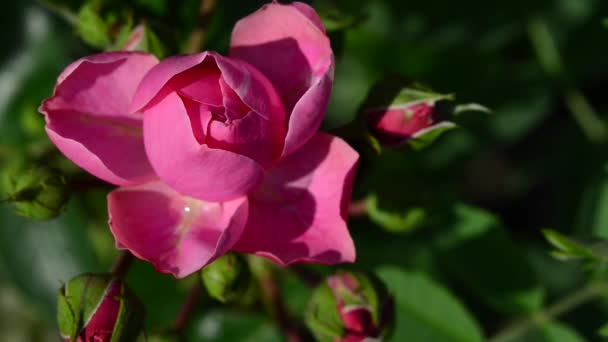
[[234, 133, 358, 265]]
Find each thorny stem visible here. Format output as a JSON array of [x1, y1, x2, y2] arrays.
[[185, 0, 217, 53], [488, 281, 608, 342], [527, 18, 607, 144], [173, 282, 203, 332], [110, 251, 134, 279]]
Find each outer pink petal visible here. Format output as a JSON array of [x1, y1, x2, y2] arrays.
[[230, 2, 333, 156], [108, 181, 248, 278], [40, 52, 159, 185], [143, 92, 265, 202], [233, 133, 358, 265]]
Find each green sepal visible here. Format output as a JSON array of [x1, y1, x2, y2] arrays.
[[57, 273, 114, 340], [201, 253, 252, 303], [4, 166, 70, 220], [407, 121, 458, 151], [114, 23, 167, 59], [305, 281, 343, 342], [110, 282, 146, 342]]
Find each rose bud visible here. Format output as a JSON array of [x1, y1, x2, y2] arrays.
[[200, 253, 252, 303], [119, 24, 166, 59], [306, 271, 394, 342], [3, 166, 70, 220], [57, 273, 144, 342], [362, 78, 455, 148]]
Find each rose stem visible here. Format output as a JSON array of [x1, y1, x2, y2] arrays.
[[185, 0, 217, 53], [173, 282, 203, 332], [259, 271, 302, 342], [110, 251, 134, 280]]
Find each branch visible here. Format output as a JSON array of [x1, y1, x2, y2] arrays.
[[489, 281, 608, 342], [173, 282, 203, 332], [111, 251, 134, 279]]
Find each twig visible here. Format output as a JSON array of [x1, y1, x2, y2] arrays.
[[488, 282, 608, 342], [173, 282, 202, 332], [259, 271, 302, 342], [527, 18, 607, 144], [110, 251, 134, 279]]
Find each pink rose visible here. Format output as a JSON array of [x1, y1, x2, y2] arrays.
[[40, 2, 358, 278], [367, 102, 437, 146]]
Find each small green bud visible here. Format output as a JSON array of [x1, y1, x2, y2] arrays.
[[200, 253, 252, 303], [118, 23, 167, 59], [3, 166, 70, 219], [306, 271, 394, 342], [362, 78, 455, 149], [57, 273, 144, 342]]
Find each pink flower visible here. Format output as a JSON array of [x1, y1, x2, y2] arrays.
[[40, 2, 358, 278], [366, 102, 437, 146]]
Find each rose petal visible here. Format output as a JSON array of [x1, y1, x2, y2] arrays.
[[131, 52, 284, 124], [143, 92, 265, 201], [215, 55, 285, 122], [282, 69, 333, 157], [130, 53, 210, 113], [230, 2, 333, 157], [108, 181, 248, 278], [234, 133, 358, 265], [340, 306, 377, 336], [207, 110, 285, 168], [171, 57, 223, 107], [40, 52, 159, 185], [79, 280, 121, 341]]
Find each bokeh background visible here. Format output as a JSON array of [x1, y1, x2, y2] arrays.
[[1, 0, 608, 340]]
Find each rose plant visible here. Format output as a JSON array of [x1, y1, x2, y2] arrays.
[[40, 2, 358, 278]]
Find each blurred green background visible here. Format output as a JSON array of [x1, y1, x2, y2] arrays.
[[1, 0, 608, 340]]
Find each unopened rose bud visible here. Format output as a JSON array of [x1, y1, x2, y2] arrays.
[[57, 273, 144, 342], [306, 271, 394, 342], [200, 253, 252, 303], [119, 24, 166, 58], [3, 166, 70, 219], [365, 87, 453, 147]]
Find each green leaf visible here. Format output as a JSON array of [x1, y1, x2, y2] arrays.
[[77, 2, 111, 49], [376, 267, 483, 342], [542, 229, 596, 261], [435, 204, 544, 314], [366, 193, 427, 234]]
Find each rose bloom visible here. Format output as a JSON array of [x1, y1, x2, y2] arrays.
[[40, 2, 359, 277]]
